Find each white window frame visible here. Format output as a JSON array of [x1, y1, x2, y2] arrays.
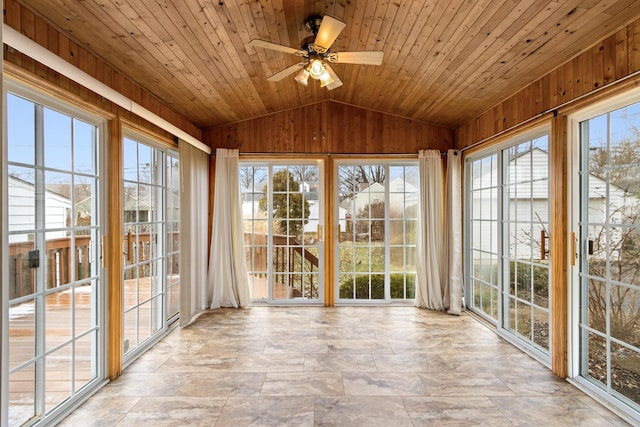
[[464, 125, 552, 366], [567, 85, 640, 423], [1, 77, 108, 426]]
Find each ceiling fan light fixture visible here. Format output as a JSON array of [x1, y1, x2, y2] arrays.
[[294, 68, 310, 86], [319, 70, 334, 87], [309, 59, 325, 79]]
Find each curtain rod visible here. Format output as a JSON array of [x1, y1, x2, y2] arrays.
[[3, 24, 212, 155], [210, 151, 452, 156], [459, 68, 640, 154]]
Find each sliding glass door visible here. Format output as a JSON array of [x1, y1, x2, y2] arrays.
[[575, 98, 640, 413], [5, 85, 104, 426], [241, 161, 324, 303], [335, 162, 418, 303], [466, 129, 551, 362], [122, 133, 179, 358], [502, 136, 551, 354]]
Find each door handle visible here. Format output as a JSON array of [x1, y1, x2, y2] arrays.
[[541, 230, 547, 261]]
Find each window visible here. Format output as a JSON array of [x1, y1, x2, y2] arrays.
[[573, 95, 640, 417], [241, 162, 323, 303], [4, 83, 105, 426], [122, 133, 179, 358], [336, 162, 418, 302], [466, 129, 551, 362]]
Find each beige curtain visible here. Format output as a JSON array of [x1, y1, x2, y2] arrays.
[[208, 148, 250, 309], [415, 150, 444, 310], [443, 149, 464, 315], [179, 139, 210, 326]]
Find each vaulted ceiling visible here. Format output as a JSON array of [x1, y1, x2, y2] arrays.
[[14, 0, 640, 129]]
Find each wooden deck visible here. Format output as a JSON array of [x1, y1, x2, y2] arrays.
[[8, 276, 177, 426]]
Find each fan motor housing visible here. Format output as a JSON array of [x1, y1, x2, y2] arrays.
[[304, 15, 323, 35]]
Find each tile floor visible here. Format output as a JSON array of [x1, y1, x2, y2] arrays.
[[60, 307, 629, 426]]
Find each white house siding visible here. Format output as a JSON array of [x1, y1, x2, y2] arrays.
[[8, 177, 70, 243], [473, 148, 635, 260], [341, 178, 418, 218]]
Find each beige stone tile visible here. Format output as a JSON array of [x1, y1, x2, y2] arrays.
[[99, 372, 187, 397], [314, 396, 413, 426], [343, 372, 427, 396], [230, 353, 305, 372], [263, 337, 329, 354], [146, 338, 206, 355], [326, 338, 393, 353], [159, 354, 236, 372], [215, 396, 314, 426], [58, 396, 140, 426], [259, 326, 318, 339], [260, 372, 344, 396], [373, 353, 451, 373], [490, 396, 629, 426], [576, 393, 634, 425], [196, 338, 267, 356], [403, 396, 512, 426], [304, 353, 377, 372], [441, 353, 529, 374], [497, 371, 583, 396], [316, 326, 377, 339], [115, 396, 225, 427], [177, 372, 265, 397], [58, 307, 631, 425], [124, 352, 172, 373], [388, 338, 457, 354], [418, 372, 515, 397]]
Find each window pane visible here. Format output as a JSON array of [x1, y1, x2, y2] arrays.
[[44, 108, 72, 171], [7, 94, 35, 165]]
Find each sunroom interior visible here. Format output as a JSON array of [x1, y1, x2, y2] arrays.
[[3, 0, 640, 425]]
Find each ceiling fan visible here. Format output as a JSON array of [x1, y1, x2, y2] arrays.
[[249, 15, 384, 90]]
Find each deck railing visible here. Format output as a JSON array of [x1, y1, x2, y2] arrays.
[[9, 236, 92, 299], [9, 232, 179, 300], [245, 233, 320, 299]]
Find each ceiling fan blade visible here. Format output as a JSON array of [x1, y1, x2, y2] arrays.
[[331, 51, 384, 65], [267, 62, 306, 81], [249, 39, 307, 57], [313, 16, 346, 52], [323, 64, 343, 90]]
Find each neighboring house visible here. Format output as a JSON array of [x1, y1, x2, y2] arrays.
[[8, 175, 71, 243], [123, 194, 152, 223], [472, 148, 635, 259], [340, 178, 418, 217]]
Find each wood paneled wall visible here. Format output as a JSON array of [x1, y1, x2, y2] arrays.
[[3, 0, 202, 142], [205, 101, 454, 154], [456, 18, 640, 149]]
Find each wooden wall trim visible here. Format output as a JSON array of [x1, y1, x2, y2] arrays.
[[550, 114, 569, 378], [204, 100, 454, 154], [107, 116, 123, 379], [456, 18, 640, 149], [4, 0, 202, 142]]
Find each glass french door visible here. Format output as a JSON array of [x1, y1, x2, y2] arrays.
[[575, 99, 640, 412], [5, 86, 104, 426], [122, 134, 179, 358], [501, 135, 551, 355], [335, 162, 418, 303], [241, 161, 323, 303], [466, 130, 551, 361]]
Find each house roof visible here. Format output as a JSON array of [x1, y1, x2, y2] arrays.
[[12, 1, 640, 130]]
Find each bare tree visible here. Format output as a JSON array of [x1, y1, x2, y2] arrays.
[[338, 165, 386, 201]]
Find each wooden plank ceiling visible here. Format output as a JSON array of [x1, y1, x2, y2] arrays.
[[13, 0, 640, 129]]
